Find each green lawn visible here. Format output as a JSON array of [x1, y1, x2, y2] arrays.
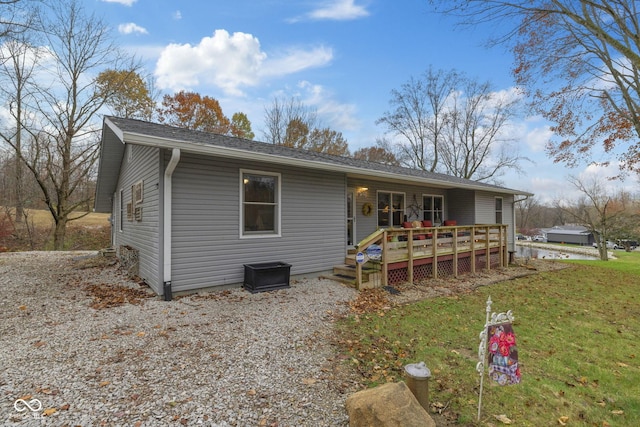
[[337, 252, 640, 426]]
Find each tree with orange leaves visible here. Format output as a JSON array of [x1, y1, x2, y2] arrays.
[[431, 0, 640, 175], [157, 91, 254, 138]]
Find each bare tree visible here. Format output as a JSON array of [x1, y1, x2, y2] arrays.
[[0, 0, 39, 41], [515, 195, 540, 232], [376, 67, 458, 171], [555, 175, 633, 260], [262, 97, 318, 145], [0, 0, 139, 249], [0, 35, 41, 223], [378, 67, 526, 182], [430, 0, 640, 175], [441, 79, 526, 182], [262, 96, 349, 155]]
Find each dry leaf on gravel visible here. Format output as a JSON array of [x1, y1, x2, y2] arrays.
[[84, 283, 153, 309]]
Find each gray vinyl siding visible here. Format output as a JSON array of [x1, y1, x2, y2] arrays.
[[445, 189, 475, 225], [475, 191, 515, 250], [474, 192, 498, 224], [113, 144, 161, 293], [169, 152, 346, 293]]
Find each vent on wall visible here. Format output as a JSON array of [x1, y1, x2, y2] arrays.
[[132, 180, 144, 205]]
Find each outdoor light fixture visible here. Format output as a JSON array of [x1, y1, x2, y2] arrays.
[[357, 186, 368, 197]]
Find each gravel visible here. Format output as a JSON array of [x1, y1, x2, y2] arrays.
[[0, 251, 358, 426]]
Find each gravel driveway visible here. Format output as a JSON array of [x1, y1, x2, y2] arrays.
[[0, 252, 357, 426]]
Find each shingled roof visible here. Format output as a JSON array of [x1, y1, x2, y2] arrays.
[[95, 116, 532, 211]]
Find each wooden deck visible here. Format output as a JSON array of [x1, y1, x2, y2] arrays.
[[336, 224, 508, 290]]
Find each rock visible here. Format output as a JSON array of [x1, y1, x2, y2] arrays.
[[345, 381, 436, 427]]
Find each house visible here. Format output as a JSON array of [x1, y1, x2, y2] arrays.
[[94, 116, 533, 297]]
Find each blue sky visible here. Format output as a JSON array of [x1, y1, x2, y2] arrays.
[[89, 0, 633, 203]]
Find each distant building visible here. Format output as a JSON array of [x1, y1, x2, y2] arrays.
[[545, 226, 594, 246]]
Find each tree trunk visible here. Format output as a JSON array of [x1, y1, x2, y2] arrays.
[[53, 217, 67, 251], [14, 154, 23, 224]]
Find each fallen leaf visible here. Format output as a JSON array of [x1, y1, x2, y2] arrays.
[[136, 331, 145, 337], [611, 410, 624, 415], [247, 389, 257, 396], [43, 408, 56, 416], [99, 381, 110, 387], [18, 394, 32, 400], [558, 416, 569, 425], [34, 341, 46, 348], [494, 414, 512, 424], [60, 404, 70, 411], [616, 362, 629, 368], [18, 305, 27, 311], [302, 378, 317, 385]]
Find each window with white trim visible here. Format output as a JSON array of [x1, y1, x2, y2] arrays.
[[377, 191, 405, 227], [241, 170, 280, 237], [495, 197, 503, 224], [422, 195, 444, 225]]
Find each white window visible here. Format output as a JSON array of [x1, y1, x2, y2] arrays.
[[495, 197, 503, 224], [241, 170, 281, 237], [422, 195, 444, 225], [377, 191, 405, 227]]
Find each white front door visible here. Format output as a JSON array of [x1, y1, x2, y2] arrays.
[[347, 188, 356, 247]]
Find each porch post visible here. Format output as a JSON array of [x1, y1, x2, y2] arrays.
[[485, 226, 491, 271], [432, 231, 438, 279], [407, 229, 414, 284], [382, 231, 389, 287], [471, 226, 476, 274], [452, 226, 458, 278]]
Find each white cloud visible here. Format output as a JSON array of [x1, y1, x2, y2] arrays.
[[101, 0, 137, 6], [296, 81, 360, 131], [173, 10, 182, 20], [261, 46, 333, 77], [154, 30, 333, 96], [118, 23, 148, 35], [291, 0, 370, 22], [523, 124, 553, 153]]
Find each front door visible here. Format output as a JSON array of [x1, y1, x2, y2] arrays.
[[347, 188, 356, 247]]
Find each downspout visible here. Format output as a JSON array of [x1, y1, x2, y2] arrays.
[[511, 195, 530, 262], [163, 148, 181, 301]]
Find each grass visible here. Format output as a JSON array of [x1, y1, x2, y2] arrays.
[[5, 207, 110, 227], [1, 208, 111, 251], [336, 253, 640, 426]]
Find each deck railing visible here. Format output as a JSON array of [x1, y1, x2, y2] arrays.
[[354, 224, 508, 290]]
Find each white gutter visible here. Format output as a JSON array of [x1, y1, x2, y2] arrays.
[[163, 148, 180, 301]]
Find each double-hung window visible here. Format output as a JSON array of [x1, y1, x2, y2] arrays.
[[241, 170, 280, 237], [495, 197, 503, 224], [377, 191, 405, 227], [422, 195, 444, 225]]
